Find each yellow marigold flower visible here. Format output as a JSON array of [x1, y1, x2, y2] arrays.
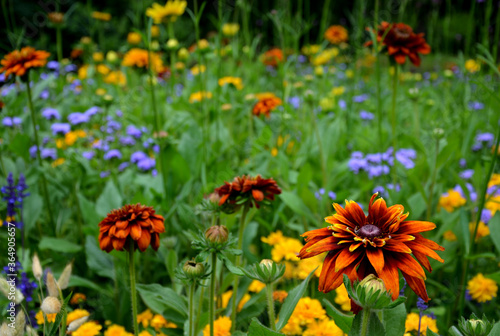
[[486, 195, 500, 214], [222, 23, 240, 36], [73, 321, 102, 336], [146, 0, 187, 24], [271, 237, 303, 262], [467, 273, 498, 303], [139, 332, 153, 336], [36, 310, 56, 325], [469, 221, 490, 241], [197, 39, 210, 50], [127, 32, 142, 45], [295, 254, 323, 279], [105, 71, 127, 86], [465, 59, 480, 73], [151, 25, 160, 38], [190, 64, 206, 75], [273, 290, 288, 303], [301, 44, 320, 56], [92, 11, 111, 21], [70, 293, 86, 305], [303, 319, 344, 336], [280, 297, 327, 335], [150, 314, 177, 331], [488, 174, 500, 188], [405, 312, 438, 335], [271, 147, 278, 157], [314, 66, 324, 76], [331, 86, 345, 96], [443, 230, 457, 241], [261, 230, 284, 246], [248, 280, 266, 293], [311, 48, 338, 66], [334, 284, 351, 311], [104, 324, 133, 336], [189, 91, 212, 103], [93, 52, 104, 63], [137, 309, 154, 328], [438, 189, 466, 212], [78, 65, 88, 80], [218, 76, 243, 90], [97, 64, 110, 75], [203, 316, 231, 336], [51, 158, 65, 167], [67, 309, 90, 325], [122, 48, 164, 73], [221, 290, 250, 312]]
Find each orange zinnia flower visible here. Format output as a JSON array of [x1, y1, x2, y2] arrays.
[[365, 22, 430, 66], [252, 93, 282, 118], [0, 47, 50, 78], [98, 204, 165, 252], [215, 175, 282, 209], [298, 193, 444, 313], [262, 48, 284, 67], [324, 25, 349, 44]]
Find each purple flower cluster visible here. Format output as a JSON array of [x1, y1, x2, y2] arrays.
[[1, 173, 29, 229], [314, 188, 336, 200], [359, 110, 374, 121], [29, 146, 57, 160], [2, 116, 22, 127], [348, 148, 417, 179], [472, 132, 494, 151]]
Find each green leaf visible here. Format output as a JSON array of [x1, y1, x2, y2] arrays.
[[323, 299, 354, 333], [407, 192, 426, 218], [447, 326, 463, 336], [77, 193, 101, 228], [39, 237, 81, 253], [489, 321, 500, 336], [85, 236, 115, 279], [68, 275, 111, 295], [279, 191, 316, 223], [488, 213, 500, 254], [383, 303, 406, 336], [96, 180, 123, 218], [136, 283, 188, 325], [275, 268, 316, 331], [248, 318, 285, 335], [8, 133, 30, 161], [458, 209, 470, 255], [23, 193, 42, 236], [349, 311, 385, 336]]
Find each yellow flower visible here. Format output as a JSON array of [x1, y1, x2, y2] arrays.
[[104, 324, 133, 336], [469, 221, 490, 241], [150, 314, 177, 331], [74, 321, 102, 336], [467, 273, 498, 303], [405, 313, 438, 335], [36, 310, 56, 325], [178, 47, 189, 60], [127, 32, 142, 45], [151, 25, 160, 38], [67, 309, 90, 325], [122, 48, 164, 73], [218, 76, 243, 90], [203, 316, 231, 336], [146, 0, 187, 24], [334, 284, 351, 311], [105, 71, 127, 86], [303, 319, 344, 336], [438, 189, 466, 212], [51, 158, 65, 167], [261, 230, 284, 246], [137, 309, 154, 328], [280, 297, 327, 335], [486, 195, 500, 215], [197, 39, 210, 50], [92, 11, 111, 21], [319, 97, 335, 110], [331, 86, 345, 96], [78, 65, 88, 79], [222, 23, 240, 36], [488, 174, 500, 188], [271, 147, 278, 157], [295, 254, 323, 279], [96, 88, 107, 96], [465, 59, 480, 73], [345, 69, 354, 78], [106, 51, 119, 63], [273, 290, 288, 303], [314, 66, 324, 76], [93, 52, 104, 62], [189, 91, 212, 103], [301, 45, 320, 56], [97, 64, 111, 75], [248, 280, 266, 293], [221, 290, 250, 312], [190, 64, 206, 75], [311, 48, 338, 66], [271, 237, 303, 262], [443, 230, 457, 242]]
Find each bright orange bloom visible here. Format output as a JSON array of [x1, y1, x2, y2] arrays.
[[214, 175, 281, 209], [298, 193, 444, 313], [98, 204, 165, 252], [122, 48, 164, 73], [324, 25, 348, 44], [365, 22, 431, 66], [262, 48, 284, 67], [0, 47, 50, 78], [252, 93, 282, 118]]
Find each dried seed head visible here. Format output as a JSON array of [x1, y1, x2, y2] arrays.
[[46, 272, 60, 297], [67, 316, 89, 332], [41, 296, 62, 314], [25, 326, 37, 336], [58, 262, 73, 290], [14, 310, 25, 336], [1, 322, 14, 336], [32, 253, 43, 281]]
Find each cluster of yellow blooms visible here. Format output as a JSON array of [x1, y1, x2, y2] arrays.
[[218, 76, 244, 90], [404, 313, 438, 336], [137, 309, 177, 335]]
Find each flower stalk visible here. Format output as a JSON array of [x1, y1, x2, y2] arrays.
[[128, 241, 139, 336], [188, 281, 195, 336], [266, 283, 276, 330], [209, 251, 217, 336], [390, 64, 399, 187]]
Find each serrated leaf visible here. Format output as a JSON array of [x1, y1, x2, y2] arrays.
[[323, 299, 354, 333]]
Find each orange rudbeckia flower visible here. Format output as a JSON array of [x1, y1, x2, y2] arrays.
[[298, 193, 444, 313], [0, 47, 50, 78], [98, 204, 165, 252]]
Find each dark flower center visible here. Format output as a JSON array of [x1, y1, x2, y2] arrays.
[[358, 224, 381, 238], [393, 27, 411, 40]]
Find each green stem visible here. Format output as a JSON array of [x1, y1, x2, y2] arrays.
[[425, 138, 440, 221], [231, 204, 250, 332], [360, 308, 371, 336], [390, 65, 399, 187], [189, 282, 195, 336], [374, 0, 383, 149], [26, 72, 55, 229], [493, 1, 500, 62], [310, 103, 327, 188], [266, 283, 276, 330], [210, 252, 217, 336], [56, 27, 63, 64], [129, 241, 139, 336], [465, 1, 476, 56], [318, 0, 331, 43]]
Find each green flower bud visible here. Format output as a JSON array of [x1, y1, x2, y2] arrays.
[[241, 260, 285, 284], [205, 225, 229, 244], [183, 260, 205, 279], [458, 313, 494, 336]]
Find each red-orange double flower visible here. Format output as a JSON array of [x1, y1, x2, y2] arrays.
[[366, 22, 430, 66], [0, 47, 50, 78], [324, 25, 349, 44], [215, 175, 281, 209], [99, 204, 165, 252], [252, 93, 282, 118], [298, 193, 444, 313], [262, 48, 284, 67]]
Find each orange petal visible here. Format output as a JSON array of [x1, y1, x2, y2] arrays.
[[137, 230, 151, 252], [383, 240, 412, 254], [252, 189, 264, 202], [398, 221, 436, 234], [130, 224, 142, 240], [366, 248, 384, 274], [402, 272, 429, 301], [335, 248, 363, 272], [112, 238, 126, 251], [378, 258, 400, 300], [319, 251, 337, 291], [393, 253, 426, 280]]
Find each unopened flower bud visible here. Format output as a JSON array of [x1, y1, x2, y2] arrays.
[[32, 253, 43, 281], [259, 259, 274, 270], [205, 225, 229, 244], [41, 296, 62, 314], [183, 260, 205, 279], [359, 274, 386, 293], [106, 51, 118, 63], [458, 313, 494, 336], [178, 48, 189, 60], [166, 39, 179, 49]]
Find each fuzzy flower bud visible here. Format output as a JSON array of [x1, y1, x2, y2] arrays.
[[205, 225, 229, 244], [32, 253, 43, 281], [67, 316, 89, 332], [0, 323, 13, 336], [46, 272, 60, 297], [183, 260, 205, 279], [14, 310, 25, 336], [58, 262, 73, 290], [41, 296, 62, 314]]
